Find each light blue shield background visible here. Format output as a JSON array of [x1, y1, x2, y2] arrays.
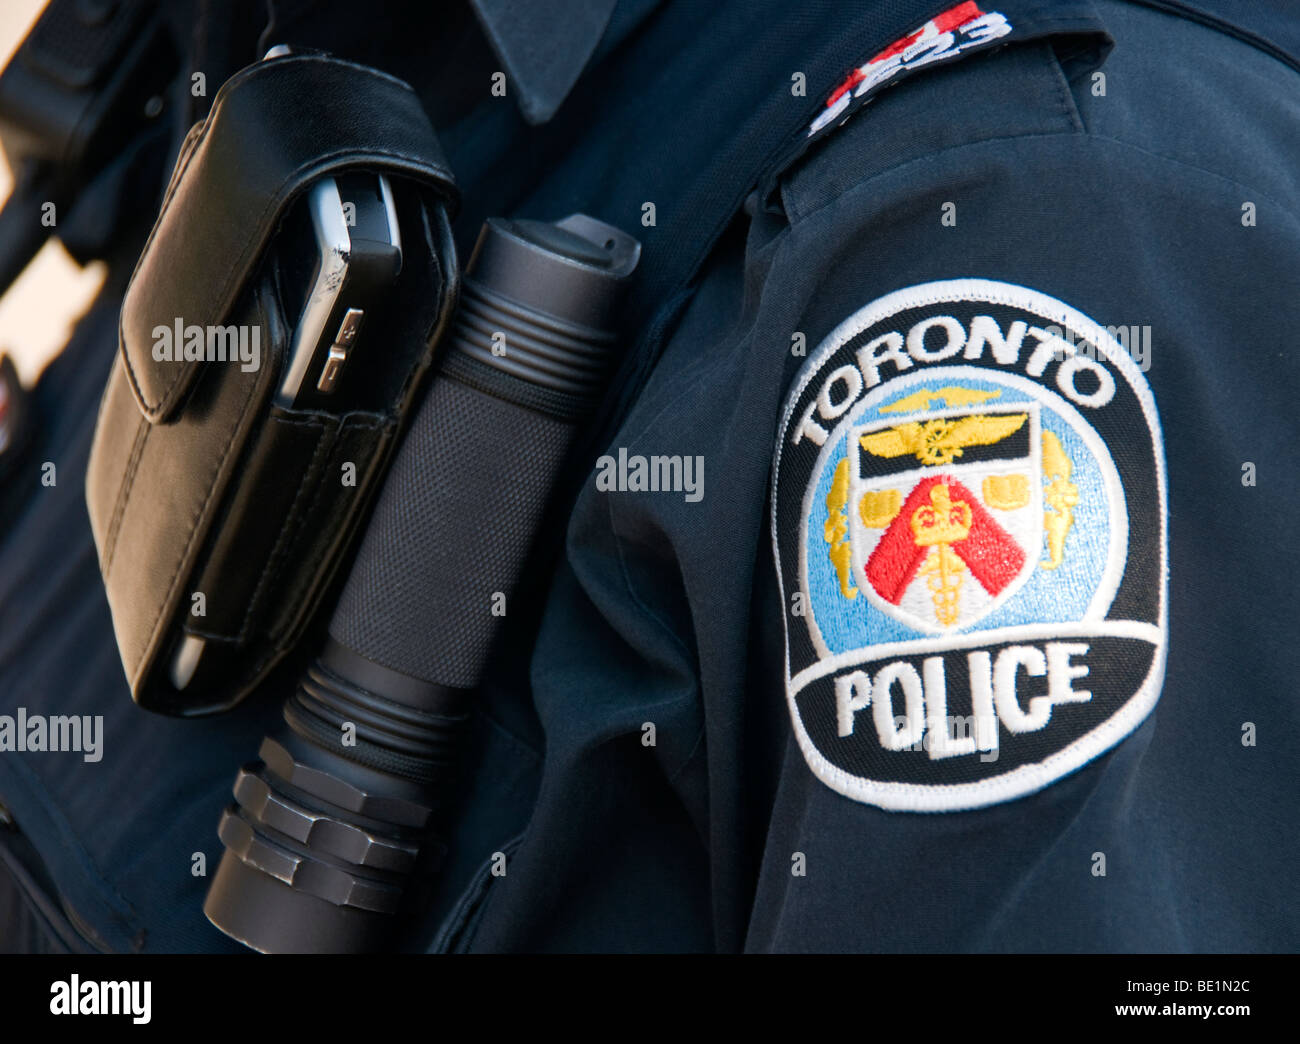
[[805, 375, 1113, 654]]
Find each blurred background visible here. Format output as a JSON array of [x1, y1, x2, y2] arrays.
[[0, 0, 106, 386]]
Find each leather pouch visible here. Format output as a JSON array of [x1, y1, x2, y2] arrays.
[[85, 54, 458, 714]]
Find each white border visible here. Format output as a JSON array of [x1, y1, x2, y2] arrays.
[[770, 279, 1169, 812]]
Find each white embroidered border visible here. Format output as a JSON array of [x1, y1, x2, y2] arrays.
[[770, 279, 1169, 812]]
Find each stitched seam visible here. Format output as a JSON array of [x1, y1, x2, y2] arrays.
[[1043, 38, 1086, 133], [390, 205, 448, 406], [1125, 0, 1300, 78], [236, 418, 333, 642], [115, 114, 209, 419], [667, 723, 706, 786], [253, 416, 366, 641], [117, 54, 432, 352], [266, 415, 388, 643], [787, 33, 1089, 222], [605, 492, 696, 662], [445, 690, 696, 952], [121, 149, 446, 420], [789, 127, 1296, 229], [100, 414, 150, 575], [431, 830, 528, 954], [236, 404, 384, 680], [1073, 132, 1298, 216], [133, 358, 263, 683], [116, 53, 449, 420], [216, 53, 423, 95]]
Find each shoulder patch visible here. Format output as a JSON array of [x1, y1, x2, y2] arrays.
[[807, 2, 1013, 140], [771, 280, 1168, 812]]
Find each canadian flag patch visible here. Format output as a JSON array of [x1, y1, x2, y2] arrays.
[[808, 2, 1014, 137]]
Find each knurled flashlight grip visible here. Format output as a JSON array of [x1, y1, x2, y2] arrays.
[[204, 215, 640, 952]]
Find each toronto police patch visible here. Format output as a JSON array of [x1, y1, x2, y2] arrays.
[[771, 280, 1168, 812]]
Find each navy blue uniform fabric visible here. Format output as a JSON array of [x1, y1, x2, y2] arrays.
[[0, 0, 1297, 952]]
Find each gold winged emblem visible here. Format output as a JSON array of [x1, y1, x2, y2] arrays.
[[1040, 430, 1079, 569], [859, 413, 1029, 467], [820, 384, 1084, 621], [824, 459, 858, 599]]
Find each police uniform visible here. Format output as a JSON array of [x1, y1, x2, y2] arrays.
[[0, 0, 1297, 953]]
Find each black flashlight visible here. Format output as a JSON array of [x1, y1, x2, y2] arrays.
[[203, 214, 640, 952]]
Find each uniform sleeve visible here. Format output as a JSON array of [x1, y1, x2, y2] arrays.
[[745, 5, 1300, 950], [531, 2, 1300, 952]]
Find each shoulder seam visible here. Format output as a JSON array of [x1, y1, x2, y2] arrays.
[[787, 127, 1296, 228], [782, 38, 1087, 224]]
